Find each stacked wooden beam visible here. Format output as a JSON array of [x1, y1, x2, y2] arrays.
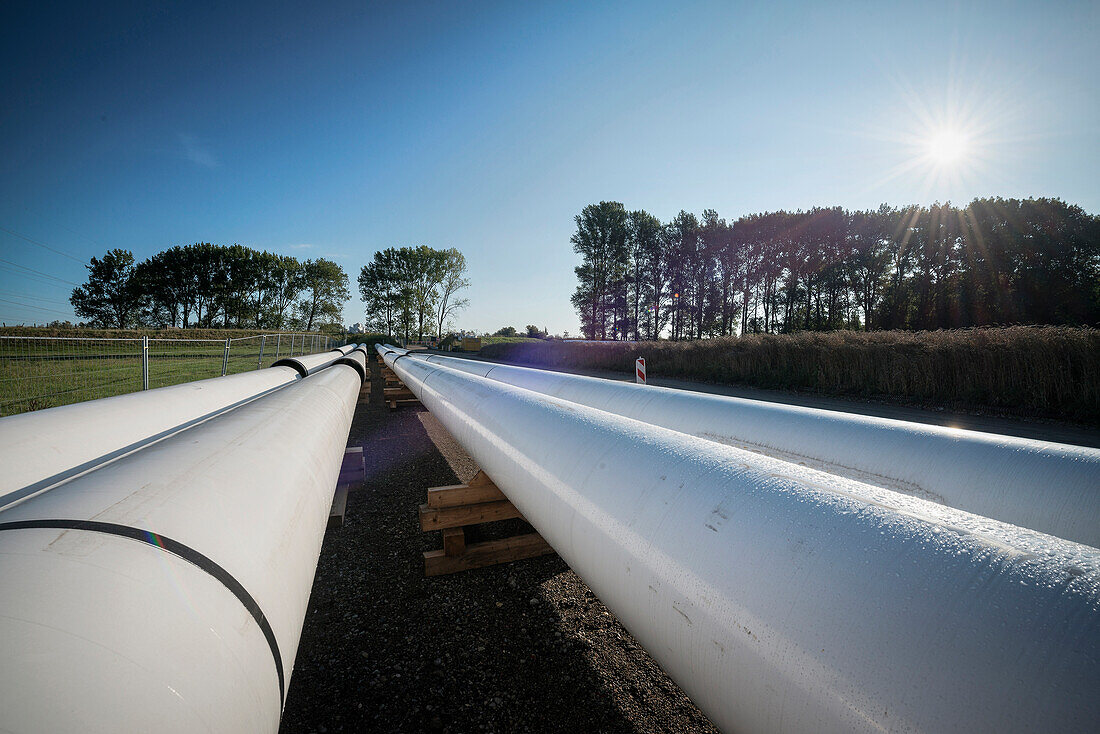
[[419, 471, 554, 576]]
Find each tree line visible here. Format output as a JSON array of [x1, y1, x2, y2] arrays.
[[358, 245, 470, 340], [571, 197, 1100, 340], [70, 243, 350, 330]]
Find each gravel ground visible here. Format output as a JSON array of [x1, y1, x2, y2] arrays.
[[279, 357, 718, 734]]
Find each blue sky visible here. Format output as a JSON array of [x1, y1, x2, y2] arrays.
[[1, 0, 1096, 333]]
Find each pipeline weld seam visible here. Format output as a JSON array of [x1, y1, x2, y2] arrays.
[[0, 519, 286, 707]]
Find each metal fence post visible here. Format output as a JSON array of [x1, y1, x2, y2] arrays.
[[257, 335, 266, 369], [141, 336, 149, 390], [221, 338, 231, 376], [275, 333, 281, 359]]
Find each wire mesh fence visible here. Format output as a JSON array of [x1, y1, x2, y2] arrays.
[[0, 333, 332, 416]]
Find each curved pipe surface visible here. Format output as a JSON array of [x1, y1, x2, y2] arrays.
[[0, 366, 302, 510], [272, 349, 344, 377], [382, 348, 1100, 734], [403, 348, 1100, 548], [332, 350, 368, 381], [0, 364, 361, 733]]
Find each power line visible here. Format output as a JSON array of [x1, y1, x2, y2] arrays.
[[0, 257, 80, 286], [0, 226, 86, 263], [0, 297, 73, 316], [0, 289, 73, 306], [1, 195, 107, 251], [0, 266, 76, 291]]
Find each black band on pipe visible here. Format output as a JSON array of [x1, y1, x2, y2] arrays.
[[0, 519, 286, 707], [271, 358, 308, 377], [334, 356, 367, 382]]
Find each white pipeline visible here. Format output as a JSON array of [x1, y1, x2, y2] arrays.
[[0, 362, 363, 733], [381, 346, 1100, 734], [400, 347, 1100, 548], [0, 366, 303, 510]]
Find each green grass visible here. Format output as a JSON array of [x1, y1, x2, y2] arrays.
[[0, 335, 330, 416], [0, 326, 326, 339]]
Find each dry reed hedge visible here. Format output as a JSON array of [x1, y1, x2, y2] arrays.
[[480, 327, 1100, 421]]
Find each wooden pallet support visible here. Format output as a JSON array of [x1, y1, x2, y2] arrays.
[[384, 387, 416, 401], [386, 384, 421, 410], [329, 446, 365, 529], [424, 533, 554, 576], [388, 398, 421, 411], [421, 470, 555, 576]]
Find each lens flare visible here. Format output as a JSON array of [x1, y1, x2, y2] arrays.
[[926, 129, 968, 164]]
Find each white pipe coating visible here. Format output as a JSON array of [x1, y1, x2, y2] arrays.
[[381, 346, 1100, 734], [0, 366, 302, 510], [0, 363, 362, 733], [400, 347, 1100, 548]]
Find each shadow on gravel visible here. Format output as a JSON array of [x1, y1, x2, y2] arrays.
[[280, 358, 717, 734]]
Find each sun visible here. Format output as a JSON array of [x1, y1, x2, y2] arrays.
[[925, 129, 969, 165]]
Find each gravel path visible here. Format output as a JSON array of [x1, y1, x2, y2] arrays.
[[279, 357, 718, 734]]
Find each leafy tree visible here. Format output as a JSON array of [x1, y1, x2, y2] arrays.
[[297, 258, 350, 330], [70, 249, 142, 328], [570, 201, 629, 339], [360, 248, 416, 339], [630, 209, 667, 340], [409, 245, 442, 340], [433, 247, 470, 337], [360, 245, 471, 340], [261, 254, 304, 328], [493, 326, 517, 337], [572, 198, 1099, 339]]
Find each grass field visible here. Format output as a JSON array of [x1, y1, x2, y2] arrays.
[[0, 331, 332, 416], [0, 326, 334, 339], [480, 326, 1100, 422]]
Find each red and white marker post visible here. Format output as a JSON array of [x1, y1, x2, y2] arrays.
[[635, 357, 646, 384]]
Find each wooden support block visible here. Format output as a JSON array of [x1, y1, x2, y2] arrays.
[[467, 470, 494, 487], [426, 482, 507, 508], [389, 398, 420, 410], [384, 387, 415, 400], [419, 499, 521, 531], [424, 533, 554, 576], [442, 527, 465, 557], [328, 484, 349, 529]]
